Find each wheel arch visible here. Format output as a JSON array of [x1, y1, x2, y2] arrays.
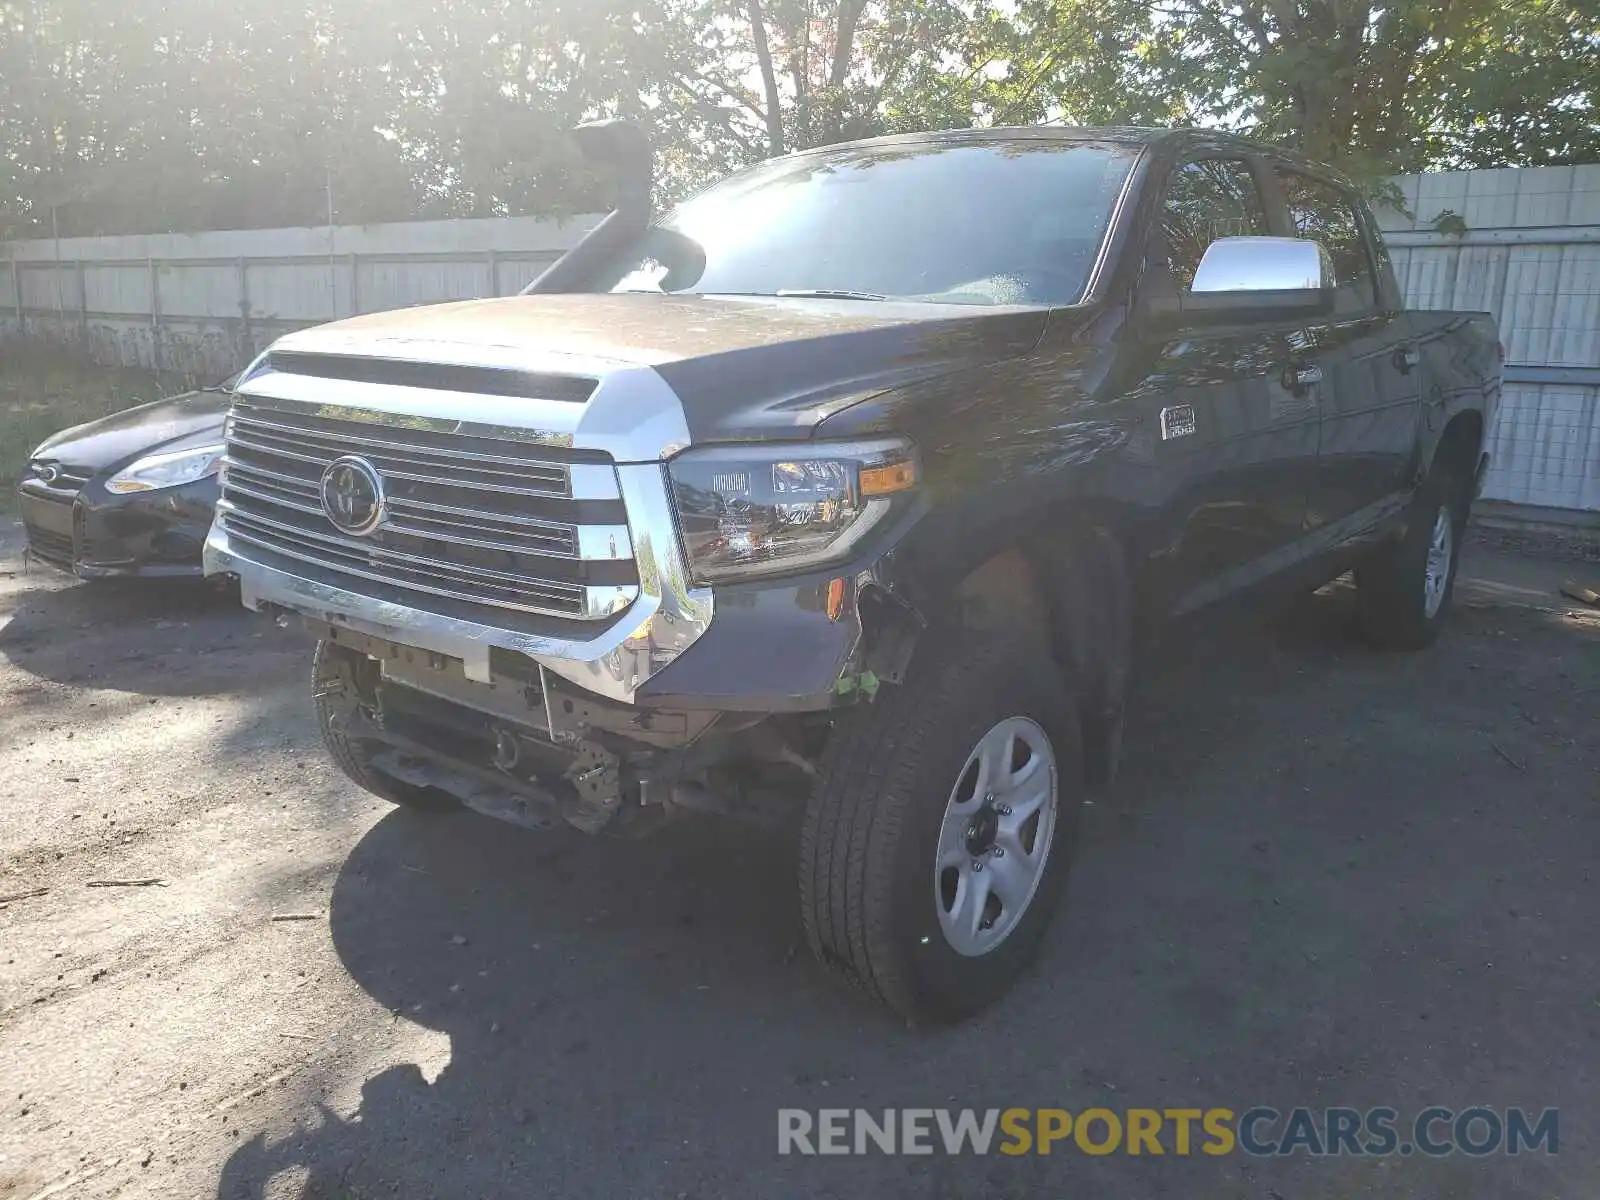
[[1429, 407, 1486, 486], [891, 503, 1142, 786]]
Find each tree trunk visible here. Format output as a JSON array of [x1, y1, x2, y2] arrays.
[[748, 0, 786, 156], [829, 0, 868, 87], [1271, 0, 1368, 164]]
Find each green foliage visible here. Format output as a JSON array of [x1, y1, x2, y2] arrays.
[[0, 0, 1594, 237], [982, 0, 1599, 176], [1422, 0, 1600, 168], [0, 350, 168, 510]]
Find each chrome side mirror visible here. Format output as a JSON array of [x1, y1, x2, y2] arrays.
[[1192, 236, 1334, 294], [1151, 236, 1335, 327]]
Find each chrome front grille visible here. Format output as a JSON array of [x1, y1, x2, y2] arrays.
[[218, 396, 638, 624], [225, 408, 574, 500]]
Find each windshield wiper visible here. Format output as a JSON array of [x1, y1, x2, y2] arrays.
[[775, 288, 890, 301]]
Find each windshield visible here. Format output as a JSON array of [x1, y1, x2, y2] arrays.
[[606, 138, 1139, 307]]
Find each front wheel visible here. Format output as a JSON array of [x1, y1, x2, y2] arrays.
[[799, 631, 1082, 1024]]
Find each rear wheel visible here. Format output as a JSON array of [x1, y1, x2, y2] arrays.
[[799, 630, 1082, 1024], [1356, 462, 1468, 650], [312, 640, 458, 811]]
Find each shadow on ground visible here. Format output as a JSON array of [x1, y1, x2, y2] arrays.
[[217, 587, 1596, 1199], [0, 572, 295, 697]]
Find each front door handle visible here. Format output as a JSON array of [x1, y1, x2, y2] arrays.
[[1284, 363, 1323, 396], [1394, 345, 1421, 374]]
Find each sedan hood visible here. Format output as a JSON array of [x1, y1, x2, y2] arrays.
[[30, 389, 229, 472], [269, 293, 1049, 441]]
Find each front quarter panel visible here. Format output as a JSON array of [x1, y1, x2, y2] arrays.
[[635, 576, 867, 710], [817, 306, 1155, 610]]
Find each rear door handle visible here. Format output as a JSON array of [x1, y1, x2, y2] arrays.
[[1394, 345, 1421, 374], [1284, 364, 1323, 396]]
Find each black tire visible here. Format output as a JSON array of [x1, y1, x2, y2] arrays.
[[311, 640, 457, 811], [799, 629, 1082, 1024], [1355, 461, 1469, 650]]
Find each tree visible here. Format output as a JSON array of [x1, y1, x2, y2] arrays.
[[737, 0, 1000, 152], [1424, 0, 1600, 167], [0, 0, 424, 236], [984, 0, 1599, 176], [1, 0, 1594, 238]]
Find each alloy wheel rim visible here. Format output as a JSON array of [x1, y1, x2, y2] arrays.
[[933, 716, 1058, 957], [1423, 505, 1454, 619]]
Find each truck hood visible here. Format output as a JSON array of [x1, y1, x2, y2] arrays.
[[268, 293, 1048, 442], [29, 389, 229, 473]]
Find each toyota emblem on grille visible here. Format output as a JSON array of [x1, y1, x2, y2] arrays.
[[319, 456, 385, 535]]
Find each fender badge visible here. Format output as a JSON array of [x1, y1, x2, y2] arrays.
[[1160, 404, 1197, 441]]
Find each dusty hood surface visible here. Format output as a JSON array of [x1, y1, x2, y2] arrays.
[[269, 293, 1049, 441]]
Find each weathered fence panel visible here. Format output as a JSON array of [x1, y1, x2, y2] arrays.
[[1380, 165, 1600, 514], [1, 214, 596, 378]]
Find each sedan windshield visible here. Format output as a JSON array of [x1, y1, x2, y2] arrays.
[[606, 138, 1139, 307]]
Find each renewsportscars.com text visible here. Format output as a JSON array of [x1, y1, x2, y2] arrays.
[[777, 1106, 1559, 1157]]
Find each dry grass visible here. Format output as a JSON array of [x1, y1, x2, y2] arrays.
[[0, 349, 177, 511]]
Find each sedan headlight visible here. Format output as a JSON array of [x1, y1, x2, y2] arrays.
[[666, 438, 919, 583], [105, 444, 225, 494]]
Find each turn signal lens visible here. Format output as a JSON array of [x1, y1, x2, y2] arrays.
[[826, 577, 847, 622], [859, 460, 918, 497]]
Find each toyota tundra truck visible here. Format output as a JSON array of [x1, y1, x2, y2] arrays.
[[205, 123, 1501, 1022]]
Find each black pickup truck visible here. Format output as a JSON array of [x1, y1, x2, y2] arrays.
[[206, 124, 1500, 1023]]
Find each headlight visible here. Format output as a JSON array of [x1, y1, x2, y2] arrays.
[[105, 444, 225, 494], [666, 438, 919, 583]]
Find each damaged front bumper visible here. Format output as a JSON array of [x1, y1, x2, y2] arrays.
[[207, 484, 885, 717], [318, 627, 807, 835], [206, 460, 716, 705], [21, 477, 216, 579]]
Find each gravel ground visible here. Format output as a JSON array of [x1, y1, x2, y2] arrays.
[[1, 528, 1596, 1199]]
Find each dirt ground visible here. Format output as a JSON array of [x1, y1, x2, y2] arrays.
[[1, 523, 1596, 1199]]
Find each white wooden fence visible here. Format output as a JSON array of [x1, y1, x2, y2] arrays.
[[0, 215, 597, 378], [4, 164, 1599, 515], [1379, 165, 1600, 516]]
